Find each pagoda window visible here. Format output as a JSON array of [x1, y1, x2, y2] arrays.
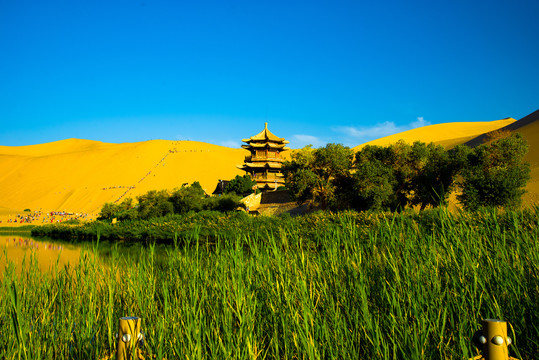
[[256, 150, 265, 158]]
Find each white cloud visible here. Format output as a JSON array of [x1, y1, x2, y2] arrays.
[[334, 121, 400, 140], [411, 116, 428, 128], [219, 140, 241, 148], [333, 117, 431, 145], [291, 134, 326, 148]]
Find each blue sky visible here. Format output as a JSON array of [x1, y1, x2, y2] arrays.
[[1, 0, 538, 148]]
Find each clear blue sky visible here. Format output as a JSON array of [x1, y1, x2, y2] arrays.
[[1, 0, 538, 148]]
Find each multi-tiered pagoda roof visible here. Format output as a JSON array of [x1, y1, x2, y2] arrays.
[[238, 123, 289, 190]]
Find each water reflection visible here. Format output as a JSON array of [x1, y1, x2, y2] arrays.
[[1, 234, 82, 274]]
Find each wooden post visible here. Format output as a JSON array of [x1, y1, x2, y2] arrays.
[[116, 316, 142, 360], [471, 319, 518, 360]]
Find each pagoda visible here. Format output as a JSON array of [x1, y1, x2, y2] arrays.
[[238, 123, 290, 191]]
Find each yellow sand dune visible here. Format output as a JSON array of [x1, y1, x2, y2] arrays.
[[353, 118, 516, 150], [0, 139, 246, 221], [1, 113, 537, 225]]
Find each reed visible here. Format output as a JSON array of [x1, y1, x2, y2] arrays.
[[2, 208, 539, 359]]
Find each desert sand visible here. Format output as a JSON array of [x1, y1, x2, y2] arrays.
[[1, 115, 537, 226], [353, 118, 516, 150], [0, 140, 248, 224]]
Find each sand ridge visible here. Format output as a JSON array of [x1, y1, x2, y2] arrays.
[[1, 115, 537, 225], [0, 140, 247, 223], [353, 118, 516, 150]]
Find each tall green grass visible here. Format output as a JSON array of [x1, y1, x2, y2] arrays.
[[2, 208, 539, 359]]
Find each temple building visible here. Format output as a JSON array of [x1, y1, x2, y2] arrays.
[[238, 123, 290, 191]]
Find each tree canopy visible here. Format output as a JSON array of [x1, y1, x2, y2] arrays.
[[98, 182, 243, 221], [224, 175, 257, 195], [283, 144, 354, 209], [458, 133, 530, 210], [284, 135, 530, 212]]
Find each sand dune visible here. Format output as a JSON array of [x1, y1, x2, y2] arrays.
[[353, 118, 516, 150], [0, 140, 246, 221], [1, 113, 537, 225]]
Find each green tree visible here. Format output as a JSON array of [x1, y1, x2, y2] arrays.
[[169, 182, 206, 214], [338, 145, 396, 211], [351, 141, 417, 212], [348, 141, 467, 212], [203, 193, 244, 212], [98, 198, 135, 220], [409, 143, 469, 210], [458, 133, 531, 209], [137, 190, 174, 219], [282, 145, 317, 204], [224, 175, 257, 195], [283, 144, 354, 209]]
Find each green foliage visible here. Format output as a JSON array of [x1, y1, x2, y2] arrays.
[[286, 136, 530, 212], [136, 190, 174, 219], [224, 174, 257, 195], [283, 144, 354, 209], [97, 198, 136, 221], [458, 133, 531, 210], [98, 181, 244, 223], [282, 145, 316, 204], [170, 182, 205, 214], [335, 147, 395, 211], [409, 143, 470, 210], [18, 207, 539, 358], [349, 144, 399, 211], [335, 141, 461, 211], [204, 193, 244, 212]]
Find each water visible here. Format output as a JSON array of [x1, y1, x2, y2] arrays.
[[0, 234, 83, 275], [0, 233, 172, 276]]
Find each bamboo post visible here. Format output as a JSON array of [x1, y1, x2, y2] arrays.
[[116, 316, 142, 360], [470, 319, 518, 360]]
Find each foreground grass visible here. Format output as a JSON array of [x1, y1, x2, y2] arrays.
[[2, 208, 539, 359]]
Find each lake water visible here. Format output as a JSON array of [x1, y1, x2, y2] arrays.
[[0, 233, 173, 276], [1, 234, 83, 275]]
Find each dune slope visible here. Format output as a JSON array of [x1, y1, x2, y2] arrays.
[[353, 118, 516, 150], [0, 140, 246, 218]]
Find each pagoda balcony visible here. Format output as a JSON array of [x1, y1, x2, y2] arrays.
[[246, 155, 285, 162], [256, 178, 286, 185], [251, 173, 284, 181]]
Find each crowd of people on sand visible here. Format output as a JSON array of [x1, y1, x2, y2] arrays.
[[102, 185, 136, 191], [2, 211, 89, 224], [5, 237, 64, 251]]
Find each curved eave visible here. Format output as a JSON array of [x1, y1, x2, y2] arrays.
[[242, 162, 282, 169], [257, 179, 285, 184], [242, 143, 289, 149], [242, 123, 288, 143], [249, 157, 285, 163]]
